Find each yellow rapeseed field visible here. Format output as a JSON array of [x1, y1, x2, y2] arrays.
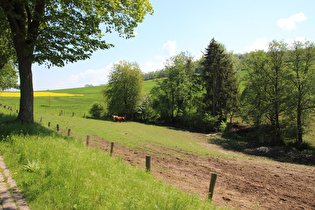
[[0, 92, 84, 97]]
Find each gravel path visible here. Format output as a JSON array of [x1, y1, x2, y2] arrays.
[[0, 156, 29, 210]]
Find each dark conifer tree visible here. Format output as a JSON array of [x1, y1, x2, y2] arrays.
[[201, 38, 239, 121]]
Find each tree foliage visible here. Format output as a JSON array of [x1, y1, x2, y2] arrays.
[[0, 61, 19, 90], [201, 38, 239, 120], [0, 13, 18, 90], [150, 52, 194, 121], [89, 103, 104, 118], [104, 61, 143, 117], [0, 0, 153, 122], [241, 40, 315, 146], [287, 41, 315, 144]]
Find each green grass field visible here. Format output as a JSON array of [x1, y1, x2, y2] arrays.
[[0, 109, 216, 209], [0, 80, 221, 209], [0, 80, 160, 118], [1, 79, 315, 208]]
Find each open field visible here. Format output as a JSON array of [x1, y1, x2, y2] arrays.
[[0, 110, 216, 209], [1, 82, 315, 209], [1, 79, 315, 148], [1, 105, 315, 209]]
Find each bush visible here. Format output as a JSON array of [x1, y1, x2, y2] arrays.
[[219, 120, 233, 137], [89, 103, 104, 118], [180, 112, 218, 132]]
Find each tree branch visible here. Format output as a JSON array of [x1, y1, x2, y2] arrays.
[[27, 1, 45, 47]]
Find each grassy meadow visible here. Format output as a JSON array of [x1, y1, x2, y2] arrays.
[[0, 79, 315, 208], [0, 110, 216, 209], [0, 80, 220, 209]]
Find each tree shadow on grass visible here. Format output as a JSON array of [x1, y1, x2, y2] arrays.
[[208, 125, 315, 166], [0, 113, 69, 142]]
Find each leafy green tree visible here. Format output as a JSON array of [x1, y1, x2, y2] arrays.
[[0, 0, 153, 122], [287, 41, 315, 144], [134, 94, 154, 122], [0, 13, 15, 70], [104, 61, 143, 117], [0, 15, 18, 90], [150, 52, 194, 121], [265, 41, 290, 145], [241, 50, 269, 131], [89, 103, 104, 118], [0, 61, 19, 90], [201, 38, 239, 121], [241, 41, 292, 146]]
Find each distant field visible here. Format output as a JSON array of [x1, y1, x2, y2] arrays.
[[0, 92, 84, 97], [0, 80, 158, 117]]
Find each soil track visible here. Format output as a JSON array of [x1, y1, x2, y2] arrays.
[[83, 133, 314, 209]]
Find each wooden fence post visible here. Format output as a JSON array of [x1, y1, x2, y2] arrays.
[[146, 155, 151, 172], [208, 173, 217, 201], [68, 129, 71, 136], [110, 142, 114, 156], [57, 124, 59, 131], [40, 117, 42, 122], [86, 135, 90, 146], [48, 122, 50, 128]]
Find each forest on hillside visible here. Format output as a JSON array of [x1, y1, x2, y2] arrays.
[[91, 39, 315, 149]]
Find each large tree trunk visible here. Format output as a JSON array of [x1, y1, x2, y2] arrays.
[[1, 1, 44, 123], [17, 57, 34, 123]]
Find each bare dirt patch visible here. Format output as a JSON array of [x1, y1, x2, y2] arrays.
[[82, 133, 314, 209]]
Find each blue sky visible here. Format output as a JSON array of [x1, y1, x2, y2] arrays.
[[33, 0, 315, 91]]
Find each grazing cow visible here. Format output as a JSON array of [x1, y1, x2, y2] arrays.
[[113, 115, 126, 122]]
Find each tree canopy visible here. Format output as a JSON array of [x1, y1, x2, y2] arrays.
[[104, 61, 143, 117], [150, 52, 194, 121], [241, 40, 315, 146], [0, 0, 153, 122]]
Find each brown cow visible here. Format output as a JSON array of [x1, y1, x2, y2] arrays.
[[113, 115, 126, 122]]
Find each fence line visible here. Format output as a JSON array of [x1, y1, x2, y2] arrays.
[[34, 116, 218, 201]]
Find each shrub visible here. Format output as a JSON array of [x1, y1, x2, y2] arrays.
[[89, 103, 104, 118]]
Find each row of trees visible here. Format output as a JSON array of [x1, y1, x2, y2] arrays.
[[142, 69, 170, 80], [100, 39, 315, 146], [241, 41, 315, 146], [102, 39, 239, 132]]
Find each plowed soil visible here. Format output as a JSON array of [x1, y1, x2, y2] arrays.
[[82, 133, 314, 209]]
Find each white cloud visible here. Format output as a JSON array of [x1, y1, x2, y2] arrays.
[[141, 61, 165, 73], [241, 38, 270, 53], [277, 12, 307, 31], [140, 40, 177, 73], [284, 37, 306, 46], [163, 40, 176, 57], [154, 55, 165, 60], [58, 62, 117, 88]]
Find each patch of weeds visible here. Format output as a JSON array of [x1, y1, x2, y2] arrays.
[[24, 159, 40, 173]]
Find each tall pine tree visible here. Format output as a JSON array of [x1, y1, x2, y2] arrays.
[[201, 38, 239, 121]]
